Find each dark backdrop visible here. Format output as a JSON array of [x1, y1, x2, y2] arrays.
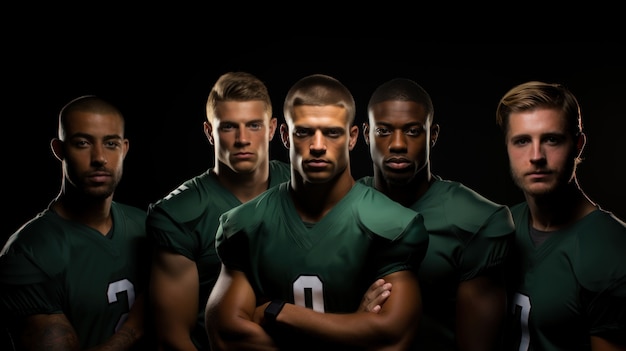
[[4, 35, 625, 246]]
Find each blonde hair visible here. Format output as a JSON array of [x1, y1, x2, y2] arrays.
[[206, 72, 272, 124]]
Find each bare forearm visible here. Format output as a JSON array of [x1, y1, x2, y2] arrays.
[[209, 318, 278, 351], [17, 317, 80, 351], [86, 296, 146, 351], [265, 271, 419, 349], [272, 301, 416, 349], [85, 326, 143, 351]]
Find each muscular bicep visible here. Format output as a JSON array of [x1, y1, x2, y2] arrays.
[[456, 275, 507, 351], [150, 247, 199, 326], [16, 314, 80, 351], [361, 269, 422, 349], [151, 246, 199, 282], [376, 270, 422, 332], [457, 275, 506, 317], [205, 266, 256, 328], [205, 265, 276, 350]]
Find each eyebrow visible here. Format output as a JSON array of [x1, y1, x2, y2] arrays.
[[69, 133, 123, 140]]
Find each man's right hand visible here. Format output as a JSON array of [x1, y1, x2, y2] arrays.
[[358, 279, 392, 313]]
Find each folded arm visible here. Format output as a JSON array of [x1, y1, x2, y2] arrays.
[[205, 265, 278, 351], [256, 270, 420, 350], [12, 294, 145, 351]]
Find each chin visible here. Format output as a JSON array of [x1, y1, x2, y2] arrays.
[[303, 173, 333, 184], [523, 184, 556, 198], [384, 173, 413, 186], [231, 162, 258, 174], [233, 167, 256, 174]]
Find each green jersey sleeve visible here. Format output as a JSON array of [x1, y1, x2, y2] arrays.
[[146, 160, 290, 350]]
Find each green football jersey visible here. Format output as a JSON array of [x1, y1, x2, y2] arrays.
[[0, 202, 149, 349], [504, 204, 626, 351], [146, 160, 290, 350], [216, 181, 429, 314], [359, 175, 515, 350]]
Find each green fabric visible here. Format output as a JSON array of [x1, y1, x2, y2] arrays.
[[0, 202, 149, 349], [505, 204, 626, 351], [146, 160, 290, 349], [359, 175, 515, 350], [216, 181, 429, 314]]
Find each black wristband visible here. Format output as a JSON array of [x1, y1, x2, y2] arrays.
[[264, 299, 286, 325]]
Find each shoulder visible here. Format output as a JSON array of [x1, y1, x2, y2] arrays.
[[269, 160, 291, 186], [350, 182, 412, 214], [269, 160, 291, 175], [589, 209, 626, 229], [224, 183, 284, 219], [509, 202, 529, 221], [147, 171, 216, 216], [218, 184, 286, 237], [112, 202, 146, 216], [356, 175, 374, 187], [574, 210, 626, 289], [111, 202, 147, 230], [1, 211, 70, 272], [432, 177, 507, 211], [3, 210, 63, 251], [350, 183, 425, 234], [430, 178, 514, 234], [576, 209, 626, 243]]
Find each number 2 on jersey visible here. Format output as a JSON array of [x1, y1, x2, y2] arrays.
[[108, 279, 135, 332]]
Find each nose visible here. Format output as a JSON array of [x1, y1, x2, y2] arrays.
[[529, 140, 546, 164], [92, 144, 108, 165], [235, 125, 251, 145], [310, 130, 326, 153], [389, 129, 407, 152]]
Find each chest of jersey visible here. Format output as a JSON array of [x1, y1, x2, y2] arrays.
[[246, 219, 381, 314]]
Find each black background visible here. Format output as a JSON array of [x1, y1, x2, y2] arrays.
[[4, 19, 625, 246]]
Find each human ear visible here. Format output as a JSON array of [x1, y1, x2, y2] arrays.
[[576, 132, 587, 157], [430, 123, 440, 147], [280, 123, 290, 149], [348, 124, 359, 151], [50, 138, 64, 161], [203, 121, 214, 145], [268, 117, 278, 141]]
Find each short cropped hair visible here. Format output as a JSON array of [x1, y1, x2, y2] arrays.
[[368, 78, 434, 123], [283, 74, 356, 125], [206, 71, 272, 124], [58, 95, 124, 140]]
